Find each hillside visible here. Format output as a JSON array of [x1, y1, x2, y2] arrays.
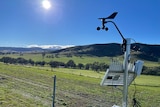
[[131, 43, 160, 61], [52, 43, 160, 61], [52, 43, 123, 57]]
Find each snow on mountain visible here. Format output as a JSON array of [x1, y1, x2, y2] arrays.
[[27, 44, 75, 50]]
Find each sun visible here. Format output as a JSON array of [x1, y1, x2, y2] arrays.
[[42, 0, 52, 10]]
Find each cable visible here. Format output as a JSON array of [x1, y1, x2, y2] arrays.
[[133, 98, 141, 107], [131, 38, 136, 43], [130, 38, 142, 107], [130, 38, 141, 53], [133, 74, 137, 98], [132, 73, 141, 107]]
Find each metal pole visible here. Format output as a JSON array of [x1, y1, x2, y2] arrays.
[[52, 75, 56, 107], [122, 38, 131, 107]]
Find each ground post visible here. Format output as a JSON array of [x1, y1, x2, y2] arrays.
[[52, 75, 56, 107]]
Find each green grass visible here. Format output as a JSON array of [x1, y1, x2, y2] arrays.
[[0, 53, 159, 67], [142, 60, 160, 67], [0, 63, 106, 106], [0, 53, 44, 62], [0, 62, 160, 106], [128, 75, 160, 106], [50, 68, 104, 78], [135, 75, 160, 86]]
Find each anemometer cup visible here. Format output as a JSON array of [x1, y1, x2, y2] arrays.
[[97, 27, 101, 30], [105, 27, 109, 31], [97, 26, 109, 31]]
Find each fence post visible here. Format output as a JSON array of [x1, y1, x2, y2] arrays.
[[52, 75, 56, 107]]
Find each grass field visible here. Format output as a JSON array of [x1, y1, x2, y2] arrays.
[[0, 53, 159, 67], [0, 62, 160, 107]]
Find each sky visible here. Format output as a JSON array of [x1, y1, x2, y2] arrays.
[[0, 0, 160, 47]]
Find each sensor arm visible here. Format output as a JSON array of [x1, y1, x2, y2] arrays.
[[105, 20, 127, 51], [97, 12, 127, 51], [106, 21, 125, 40]]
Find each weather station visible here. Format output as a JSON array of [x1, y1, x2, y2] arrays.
[[97, 12, 144, 107]]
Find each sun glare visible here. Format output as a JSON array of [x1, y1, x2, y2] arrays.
[[42, 0, 52, 10]]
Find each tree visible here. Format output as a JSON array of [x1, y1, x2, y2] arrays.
[[28, 59, 35, 66], [42, 52, 46, 59], [90, 62, 102, 72], [16, 58, 28, 65], [0, 57, 15, 64], [77, 63, 84, 69], [99, 63, 108, 71], [49, 61, 59, 68], [66, 60, 76, 68], [35, 61, 45, 66], [85, 63, 91, 70], [49, 61, 66, 68]]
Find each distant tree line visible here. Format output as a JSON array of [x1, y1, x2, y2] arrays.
[[142, 66, 160, 76], [0, 56, 159, 75], [0, 57, 35, 66], [0, 57, 108, 72]]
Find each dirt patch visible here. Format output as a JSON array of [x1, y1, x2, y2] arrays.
[[55, 89, 114, 107]]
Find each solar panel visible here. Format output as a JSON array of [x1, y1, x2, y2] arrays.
[[100, 60, 143, 86]]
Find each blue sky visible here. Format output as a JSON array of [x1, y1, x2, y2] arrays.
[[0, 0, 160, 47]]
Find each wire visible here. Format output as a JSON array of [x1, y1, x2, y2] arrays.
[[133, 98, 141, 107], [132, 73, 141, 107], [133, 75, 137, 98], [130, 38, 141, 53], [131, 38, 136, 43]]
